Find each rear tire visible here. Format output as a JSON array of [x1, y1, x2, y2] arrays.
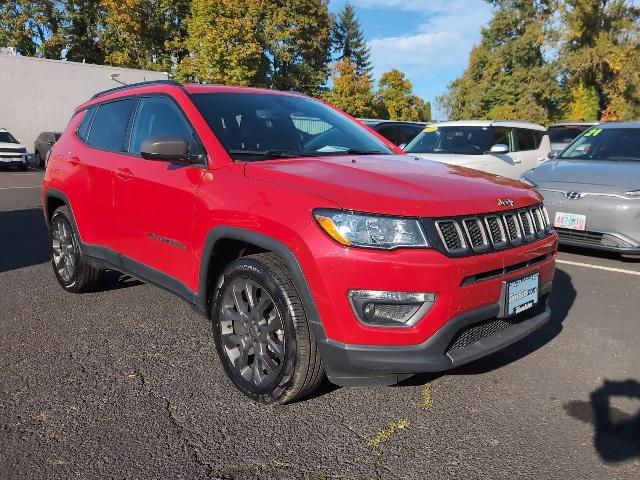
[[50, 206, 104, 293], [211, 253, 324, 404], [35, 151, 43, 168]]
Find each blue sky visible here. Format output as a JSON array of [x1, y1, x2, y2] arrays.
[[329, 0, 494, 118]]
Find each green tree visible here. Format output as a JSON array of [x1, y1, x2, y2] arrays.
[[565, 81, 600, 121], [177, 0, 331, 94], [63, 0, 105, 64], [101, 0, 190, 71], [560, 0, 640, 120], [323, 59, 378, 117], [0, 1, 64, 58], [438, 0, 561, 123], [332, 2, 371, 76], [377, 69, 431, 121]]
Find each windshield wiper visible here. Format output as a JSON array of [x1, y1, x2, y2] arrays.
[[323, 149, 387, 156], [228, 149, 306, 159]]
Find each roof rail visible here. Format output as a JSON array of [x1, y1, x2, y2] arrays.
[[91, 79, 184, 100]]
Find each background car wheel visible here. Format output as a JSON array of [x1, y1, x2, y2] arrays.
[[212, 253, 324, 404], [35, 152, 43, 168], [50, 206, 103, 293]]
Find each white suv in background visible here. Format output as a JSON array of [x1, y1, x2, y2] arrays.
[[403, 120, 551, 179], [0, 128, 29, 171]]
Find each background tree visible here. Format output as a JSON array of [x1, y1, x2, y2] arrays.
[[178, 0, 331, 94], [323, 59, 378, 117], [332, 2, 372, 77], [560, 0, 640, 120], [101, 0, 190, 71], [63, 0, 105, 64], [377, 69, 431, 121], [565, 81, 600, 121], [0, 1, 64, 58], [438, 0, 561, 124]]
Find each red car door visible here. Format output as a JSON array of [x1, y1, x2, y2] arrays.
[[62, 99, 136, 252], [113, 95, 206, 293]]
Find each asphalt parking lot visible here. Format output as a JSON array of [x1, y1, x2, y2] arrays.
[[1, 168, 639, 480]]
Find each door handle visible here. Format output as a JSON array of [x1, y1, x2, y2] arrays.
[[512, 157, 522, 164], [68, 156, 81, 166], [115, 167, 134, 179], [537, 156, 547, 161]]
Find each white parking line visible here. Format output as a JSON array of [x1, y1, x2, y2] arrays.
[[557, 259, 640, 276], [0, 186, 41, 190]]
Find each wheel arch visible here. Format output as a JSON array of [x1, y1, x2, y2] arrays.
[[197, 227, 327, 342]]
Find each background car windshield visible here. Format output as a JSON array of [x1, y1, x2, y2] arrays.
[[560, 128, 640, 162], [0, 131, 19, 143], [404, 126, 494, 155], [191, 93, 393, 160], [548, 126, 591, 143]]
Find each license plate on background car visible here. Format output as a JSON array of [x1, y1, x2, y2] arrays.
[[505, 273, 539, 316], [554, 212, 586, 231]]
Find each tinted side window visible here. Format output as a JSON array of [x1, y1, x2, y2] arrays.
[[77, 107, 96, 141], [87, 100, 135, 151], [491, 127, 513, 150], [515, 129, 542, 151], [129, 96, 201, 155]]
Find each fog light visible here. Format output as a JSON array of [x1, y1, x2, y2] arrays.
[[349, 290, 436, 327]]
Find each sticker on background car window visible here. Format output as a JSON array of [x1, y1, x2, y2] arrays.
[[584, 128, 603, 137], [423, 126, 438, 132]]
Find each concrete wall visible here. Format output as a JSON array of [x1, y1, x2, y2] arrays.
[[0, 54, 168, 152]]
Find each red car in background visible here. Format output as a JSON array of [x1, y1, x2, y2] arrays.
[[42, 80, 557, 404]]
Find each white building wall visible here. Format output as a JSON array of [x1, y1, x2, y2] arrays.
[[0, 54, 168, 152]]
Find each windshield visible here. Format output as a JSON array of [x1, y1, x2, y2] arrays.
[[548, 125, 592, 144], [404, 126, 498, 155], [559, 128, 640, 162], [191, 93, 393, 161], [0, 131, 18, 144]]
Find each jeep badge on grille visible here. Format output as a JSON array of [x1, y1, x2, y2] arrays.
[[498, 198, 515, 207]]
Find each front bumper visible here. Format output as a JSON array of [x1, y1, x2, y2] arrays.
[[541, 190, 640, 255], [319, 284, 551, 386], [0, 154, 28, 165]]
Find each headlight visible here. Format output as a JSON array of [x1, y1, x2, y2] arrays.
[[624, 189, 640, 198], [314, 209, 429, 249]]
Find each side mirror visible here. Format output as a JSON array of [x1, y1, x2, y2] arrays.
[[489, 144, 509, 154], [547, 150, 559, 160], [141, 136, 191, 164], [399, 143, 407, 150]]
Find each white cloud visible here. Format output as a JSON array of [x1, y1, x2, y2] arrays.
[[349, 0, 493, 114]]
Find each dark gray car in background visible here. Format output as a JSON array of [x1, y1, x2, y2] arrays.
[[522, 122, 640, 258], [547, 122, 597, 157], [34, 131, 61, 168]]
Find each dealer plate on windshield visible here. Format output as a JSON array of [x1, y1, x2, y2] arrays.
[[505, 273, 539, 317]]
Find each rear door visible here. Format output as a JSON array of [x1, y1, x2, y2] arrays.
[[113, 95, 206, 291], [65, 99, 135, 251]]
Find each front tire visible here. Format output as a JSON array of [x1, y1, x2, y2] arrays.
[[50, 206, 103, 293], [212, 253, 324, 404]]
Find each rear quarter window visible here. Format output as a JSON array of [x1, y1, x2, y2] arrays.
[[77, 107, 97, 141]]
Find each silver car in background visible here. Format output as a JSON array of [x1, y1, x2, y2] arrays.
[[522, 122, 640, 258]]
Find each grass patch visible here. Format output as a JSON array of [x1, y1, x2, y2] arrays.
[[368, 418, 410, 455]]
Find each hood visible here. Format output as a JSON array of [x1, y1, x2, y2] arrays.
[[528, 159, 640, 191], [410, 152, 491, 167], [245, 154, 541, 217], [0, 141, 26, 150]]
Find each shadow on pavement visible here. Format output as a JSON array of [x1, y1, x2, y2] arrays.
[[559, 244, 640, 263], [397, 267, 577, 386], [0, 208, 50, 273], [564, 379, 640, 463]]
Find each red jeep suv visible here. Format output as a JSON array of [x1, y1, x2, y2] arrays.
[[42, 80, 557, 404]]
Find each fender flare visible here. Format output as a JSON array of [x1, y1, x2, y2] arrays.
[[196, 226, 327, 342]]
